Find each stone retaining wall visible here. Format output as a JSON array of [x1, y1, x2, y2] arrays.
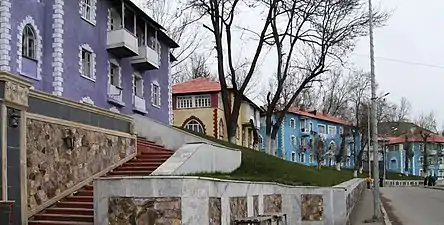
[[94, 176, 365, 225]]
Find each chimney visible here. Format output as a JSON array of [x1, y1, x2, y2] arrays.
[[309, 110, 317, 115], [322, 108, 328, 115], [300, 104, 306, 111]]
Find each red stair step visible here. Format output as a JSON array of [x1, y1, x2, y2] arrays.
[[114, 166, 159, 171], [44, 207, 93, 216], [74, 190, 93, 196], [55, 201, 93, 209], [64, 196, 93, 203], [33, 214, 93, 223], [124, 161, 163, 166], [28, 220, 93, 225], [108, 170, 153, 176]]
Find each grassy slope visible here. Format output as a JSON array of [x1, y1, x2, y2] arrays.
[[176, 127, 422, 186]]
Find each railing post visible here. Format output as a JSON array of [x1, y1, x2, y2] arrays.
[[0, 72, 31, 225]]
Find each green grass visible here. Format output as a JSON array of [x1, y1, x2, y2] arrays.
[[176, 127, 422, 186]]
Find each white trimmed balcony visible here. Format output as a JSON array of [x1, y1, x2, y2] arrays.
[[107, 29, 139, 57], [107, 84, 124, 106], [131, 45, 159, 70], [133, 95, 147, 113]]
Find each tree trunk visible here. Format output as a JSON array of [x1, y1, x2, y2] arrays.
[[269, 120, 281, 157], [353, 170, 358, 177], [335, 163, 341, 171], [227, 121, 237, 144], [359, 166, 363, 174]]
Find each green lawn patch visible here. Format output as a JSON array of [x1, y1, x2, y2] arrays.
[[176, 127, 421, 186]]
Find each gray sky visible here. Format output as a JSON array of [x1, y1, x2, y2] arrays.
[[352, 0, 444, 126], [135, 0, 444, 127]]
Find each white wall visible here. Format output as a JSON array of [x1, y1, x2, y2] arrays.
[[151, 143, 242, 175]]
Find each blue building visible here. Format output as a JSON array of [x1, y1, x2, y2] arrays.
[[385, 135, 444, 179], [261, 108, 360, 169]]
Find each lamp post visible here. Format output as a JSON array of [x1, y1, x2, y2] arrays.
[[368, 0, 382, 220]]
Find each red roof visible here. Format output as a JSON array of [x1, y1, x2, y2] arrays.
[[288, 107, 350, 126], [172, 78, 221, 94], [385, 135, 444, 145]]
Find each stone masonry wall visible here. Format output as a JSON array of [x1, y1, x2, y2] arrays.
[[26, 119, 135, 211], [108, 197, 181, 225]]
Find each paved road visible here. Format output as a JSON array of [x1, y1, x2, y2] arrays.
[[381, 187, 444, 225]]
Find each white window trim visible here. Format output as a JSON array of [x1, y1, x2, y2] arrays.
[[79, 0, 97, 25], [300, 119, 306, 130], [299, 152, 305, 163], [80, 96, 94, 105], [327, 125, 337, 135], [176, 95, 211, 109], [184, 119, 204, 133], [108, 58, 122, 88], [133, 72, 144, 97], [151, 80, 161, 108], [318, 124, 326, 134], [290, 118, 295, 128], [17, 16, 42, 80], [291, 151, 296, 162], [339, 127, 344, 134], [290, 135, 296, 146], [79, 44, 96, 81]]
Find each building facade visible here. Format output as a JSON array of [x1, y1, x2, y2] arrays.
[[172, 78, 264, 149], [260, 108, 359, 168], [385, 135, 444, 179], [0, 0, 178, 124]]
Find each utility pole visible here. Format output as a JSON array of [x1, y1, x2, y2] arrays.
[[368, 0, 382, 220], [368, 113, 371, 177]]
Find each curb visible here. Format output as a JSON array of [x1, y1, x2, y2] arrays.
[[380, 202, 392, 225], [424, 186, 444, 191]]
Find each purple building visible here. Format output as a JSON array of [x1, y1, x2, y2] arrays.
[[0, 0, 179, 125]]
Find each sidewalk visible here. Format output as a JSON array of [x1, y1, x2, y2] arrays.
[[349, 189, 387, 225]]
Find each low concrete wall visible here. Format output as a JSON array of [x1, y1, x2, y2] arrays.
[[384, 179, 424, 187], [151, 142, 241, 175], [94, 176, 365, 225], [132, 114, 221, 150], [334, 179, 366, 222]]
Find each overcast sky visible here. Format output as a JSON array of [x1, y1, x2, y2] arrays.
[[352, 0, 444, 126], [135, 0, 444, 127]]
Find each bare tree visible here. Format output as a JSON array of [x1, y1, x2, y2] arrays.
[[415, 112, 438, 176], [403, 134, 413, 176], [140, 0, 207, 80], [394, 97, 411, 122], [173, 53, 213, 83], [263, 0, 389, 155], [312, 133, 325, 169], [335, 133, 347, 171], [347, 70, 371, 176], [320, 68, 352, 117], [189, 0, 277, 143]]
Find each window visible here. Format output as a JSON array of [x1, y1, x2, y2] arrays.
[[328, 126, 337, 135], [132, 73, 143, 97], [22, 25, 36, 59], [109, 61, 120, 87], [419, 156, 423, 163], [291, 152, 296, 162], [151, 82, 161, 107], [309, 154, 313, 163], [290, 135, 296, 146], [176, 95, 211, 109], [195, 95, 211, 108], [219, 119, 224, 138], [289, 119, 295, 128], [81, 48, 92, 78], [346, 158, 350, 167], [80, 0, 95, 22], [318, 124, 326, 134], [299, 153, 305, 163], [184, 120, 204, 133], [300, 119, 306, 130], [339, 127, 344, 134], [309, 122, 313, 132]]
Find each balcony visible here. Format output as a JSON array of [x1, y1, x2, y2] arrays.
[[107, 29, 139, 58], [133, 95, 147, 114], [131, 45, 159, 70], [107, 85, 125, 106]]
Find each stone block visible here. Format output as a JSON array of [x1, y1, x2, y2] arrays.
[[301, 194, 324, 221], [263, 194, 282, 214], [209, 197, 221, 225]]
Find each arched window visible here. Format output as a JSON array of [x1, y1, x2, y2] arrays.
[[218, 119, 224, 138], [22, 25, 36, 59], [184, 119, 204, 134]]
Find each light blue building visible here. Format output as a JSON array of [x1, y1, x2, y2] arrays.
[[260, 108, 361, 168], [385, 136, 444, 179]]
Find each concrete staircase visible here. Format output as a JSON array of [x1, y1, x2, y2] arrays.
[[28, 138, 173, 225]]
